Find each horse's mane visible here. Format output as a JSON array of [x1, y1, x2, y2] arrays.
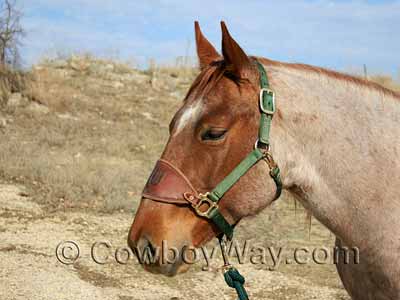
[[257, 57, 400, 100], [185, 57, 400, 102], [184, 60, 243, 102]]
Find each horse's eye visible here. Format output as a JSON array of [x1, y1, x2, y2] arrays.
[[201, 128, 227, 141]]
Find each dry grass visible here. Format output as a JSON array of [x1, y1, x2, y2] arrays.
[[369, 74, 400, 92], [0, 64, 28, 106], [0, 55, 198, 211], [0, 55, 398, 212]]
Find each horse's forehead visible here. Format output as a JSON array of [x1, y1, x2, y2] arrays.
[[172, 79, 241, 136], [173, 97, 204, 135]]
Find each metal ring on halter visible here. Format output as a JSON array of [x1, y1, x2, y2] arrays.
[[254, 139, 270, 152]]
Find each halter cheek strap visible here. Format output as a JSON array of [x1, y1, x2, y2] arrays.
[[141, 60, 282, 241]]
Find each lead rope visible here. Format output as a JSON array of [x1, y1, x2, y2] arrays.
[[219, 236, 249, 300]]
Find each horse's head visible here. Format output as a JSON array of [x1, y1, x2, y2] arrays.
[[128, 22, 279, 276]]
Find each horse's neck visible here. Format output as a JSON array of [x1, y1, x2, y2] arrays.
[[267, 62, 400, 249]]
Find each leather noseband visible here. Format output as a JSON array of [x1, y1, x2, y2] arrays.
[[142, 159, 202, 207]]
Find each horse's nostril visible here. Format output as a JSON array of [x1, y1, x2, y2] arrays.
[[143, 239, 157, 257], [134, 237, 158, 262]]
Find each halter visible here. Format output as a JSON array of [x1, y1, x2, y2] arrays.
[[142, 60, 282, 299], [143, 60, 282, 238]]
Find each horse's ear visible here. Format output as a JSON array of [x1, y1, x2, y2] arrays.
[[195, 21, 220, 70], [221, 21, 252, 78]]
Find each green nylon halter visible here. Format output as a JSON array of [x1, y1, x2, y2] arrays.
[[198, 60, 282, 240]]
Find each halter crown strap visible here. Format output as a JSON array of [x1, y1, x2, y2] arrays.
[[256, 60, 275, 146]]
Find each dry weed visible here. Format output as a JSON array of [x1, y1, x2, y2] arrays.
[[369, 74, 400, 92], [0, 55, 197, 211], [2, 54, 396, 212]]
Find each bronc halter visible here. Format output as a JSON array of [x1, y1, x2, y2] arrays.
[[142, 60, 282, 300]]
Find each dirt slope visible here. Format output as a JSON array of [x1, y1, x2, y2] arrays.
[[0, 184, 349, 300]]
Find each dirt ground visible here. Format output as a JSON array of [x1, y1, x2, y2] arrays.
[[0, 184, 351, 300], [3, 56, 391, 299]]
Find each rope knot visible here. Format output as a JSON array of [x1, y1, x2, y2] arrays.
[[223, 267, 249, 300], [224, 268, 245, 286]]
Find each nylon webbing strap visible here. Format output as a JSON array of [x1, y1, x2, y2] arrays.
[[203, 60, 281, 240], [256, 61, 275, 145], [209, 209, 234, 240], [270, 166, 282, 200], [208, 149, 264, 202], [205, 149, 264, 240]]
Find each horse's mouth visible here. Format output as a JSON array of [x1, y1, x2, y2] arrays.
[[141, 257, 192, 277]]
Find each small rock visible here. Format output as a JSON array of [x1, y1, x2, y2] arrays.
[[69, 61, 80, 71], [57, 113, 79, 121], [104, 63, 114, 71], [0, 184, 42, 215], [126, 72, 149, 84], [0, 244, 17, 252], [53, 69, 71, 78], [89, 63, 114, 75], [112, 81, 124, 89], [69, 59, 89, 72], [7, 93, 27, 107], [27, 102, 49, 114], [0, 117, 6, 128], [141, 112, 154, 121], [33, 65, 44, 71], [150, 76, 158, 89], [51, 59, 68, 69]]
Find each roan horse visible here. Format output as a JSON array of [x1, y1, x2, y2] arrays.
[[129, 22, 400, 300]]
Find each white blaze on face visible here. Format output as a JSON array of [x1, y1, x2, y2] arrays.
[[173, 98, 203, 135]]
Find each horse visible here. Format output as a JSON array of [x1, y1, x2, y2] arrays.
[[128, 21, 400, 300]]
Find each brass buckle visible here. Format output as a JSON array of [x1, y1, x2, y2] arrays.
[[259, 88, 275, 115], [192, 192, 218, 219], [263, 151, 277, 170]]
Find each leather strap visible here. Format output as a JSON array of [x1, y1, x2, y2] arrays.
[[142, 159, 199, 204]]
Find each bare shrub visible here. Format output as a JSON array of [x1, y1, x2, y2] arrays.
[[0, 63, 26, 105], [2, 54, 398, 213], [0, 0, 24, 68]]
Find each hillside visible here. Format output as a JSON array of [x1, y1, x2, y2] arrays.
[[0, 56, 399, 211], [1, 56, 398, 299], [0, 56, 198, 211]]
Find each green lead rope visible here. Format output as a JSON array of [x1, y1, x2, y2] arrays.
[[224, 267, 249, 300], [219, 236, 249, 300]]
